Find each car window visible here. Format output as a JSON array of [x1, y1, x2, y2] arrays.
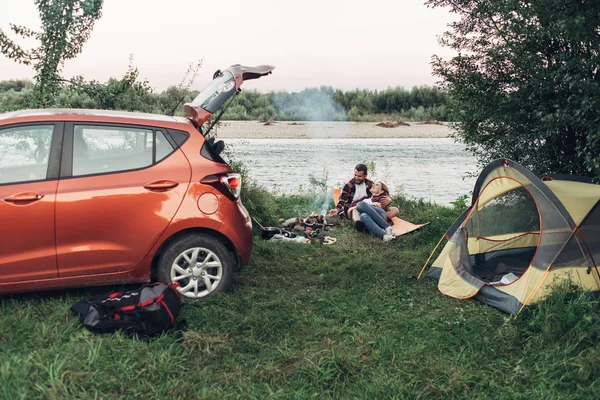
[[156, 131, 175, 162], [73, 125, 154, 176], [189, 71, 236, 113], [0, 125, 54, 184]]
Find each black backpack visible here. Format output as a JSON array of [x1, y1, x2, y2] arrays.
[[71, 282, 182, 337]]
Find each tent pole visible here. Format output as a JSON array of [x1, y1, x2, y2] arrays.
[[514, 219, 600, 320], [514, 266, 552, 319], [418, 235, 446, 279]]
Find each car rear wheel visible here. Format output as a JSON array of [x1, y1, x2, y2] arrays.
[[157, 234, 234, 300]]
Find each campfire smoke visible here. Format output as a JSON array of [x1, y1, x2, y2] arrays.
[[271, 87, 348, 214], [270, 87, 347, 122]]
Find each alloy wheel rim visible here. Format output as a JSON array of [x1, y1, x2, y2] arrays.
[[170, 247, 223, 298]]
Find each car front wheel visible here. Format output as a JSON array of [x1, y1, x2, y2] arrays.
[[157, 234, 234, 300]]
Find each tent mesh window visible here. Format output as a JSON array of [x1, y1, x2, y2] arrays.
[[580, 202, 600, 270], [475, 167, 574, 273], [448, 227, 486, 288], [465, 185, 540, 283], [551, 201, 600, 287]]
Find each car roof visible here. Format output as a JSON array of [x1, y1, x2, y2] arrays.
[[0, 108, 193, 128]]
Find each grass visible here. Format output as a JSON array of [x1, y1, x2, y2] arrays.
[[1, 196, 598, 399]]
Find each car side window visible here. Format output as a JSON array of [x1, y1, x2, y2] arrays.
[[0, 125, 54, 184], [73, 125, 155, 176], [156, 131, 175, 162]]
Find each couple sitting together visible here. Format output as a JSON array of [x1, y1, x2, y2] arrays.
[[328, 164, 400, 242]]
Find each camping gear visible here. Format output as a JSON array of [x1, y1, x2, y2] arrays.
[[269, 234, 310, 243], [323, 236, 337, 245], [387, 218, 429, 236], [281, 217, 300, 228], [252, 217, 283, 240], [261, 227, 282, 240], [253, 217, 300, 240], [71, 282, 182, 337], [332, 189, 429, 236], [280, 213, 336, 231], [420, 158, 600, 315]]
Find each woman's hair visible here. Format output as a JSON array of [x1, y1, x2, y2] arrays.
[[376, 180, 390, 196]]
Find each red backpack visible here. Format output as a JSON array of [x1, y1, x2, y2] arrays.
[[71, 282, 182, 337]]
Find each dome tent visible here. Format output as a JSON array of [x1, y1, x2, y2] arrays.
[[420, 159, 600, 315]]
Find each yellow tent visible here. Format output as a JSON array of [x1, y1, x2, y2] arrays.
[[420, 159, 600, 315]]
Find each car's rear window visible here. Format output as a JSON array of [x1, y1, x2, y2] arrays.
[[166, 129, 190, 148]]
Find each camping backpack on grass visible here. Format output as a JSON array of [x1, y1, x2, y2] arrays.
[[71, 282, 182, 337]]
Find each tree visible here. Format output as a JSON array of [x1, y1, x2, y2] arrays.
[[0, 0, 103, 107], [71, 58, 154, 112], [426, 0, 600, 178]]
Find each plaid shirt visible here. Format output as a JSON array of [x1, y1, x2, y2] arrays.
[[370, 193, 393, 209], [336, 178, 373, 215]]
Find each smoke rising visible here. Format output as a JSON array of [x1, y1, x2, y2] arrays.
[[269, 87, 346, 122]]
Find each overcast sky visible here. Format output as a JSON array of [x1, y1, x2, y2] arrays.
[[0, 0, 456, 93]]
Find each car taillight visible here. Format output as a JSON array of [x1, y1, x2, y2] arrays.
[[220, 173, 242, 200], [201, 173, 242, 200]]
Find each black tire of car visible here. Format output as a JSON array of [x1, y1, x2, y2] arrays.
[[156, 234, 234, 300]]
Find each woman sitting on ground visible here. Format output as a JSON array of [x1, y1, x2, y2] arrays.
[[356, 180, 396, 242]]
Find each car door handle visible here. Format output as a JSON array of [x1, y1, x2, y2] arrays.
[[143, 180, 179, 191], [4, 193, 44, 203]]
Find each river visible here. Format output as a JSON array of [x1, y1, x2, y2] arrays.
[[223, 137, 478, 205]]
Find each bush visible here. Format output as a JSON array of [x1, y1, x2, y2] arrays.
[[222, 104, 250, 120], [229, 160, 279, 227]]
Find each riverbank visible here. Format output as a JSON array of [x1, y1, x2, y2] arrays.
[[216, 120, 454, 139]]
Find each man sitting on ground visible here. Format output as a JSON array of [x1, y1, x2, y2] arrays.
[[328, 163, 399, 230]]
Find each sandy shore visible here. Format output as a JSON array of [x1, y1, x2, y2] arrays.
[[215, 120, 454, 139]]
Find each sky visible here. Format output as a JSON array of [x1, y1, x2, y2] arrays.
[[0, 0, 456, 93]]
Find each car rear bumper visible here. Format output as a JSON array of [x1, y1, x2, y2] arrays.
[[220, 200, 253, 266]]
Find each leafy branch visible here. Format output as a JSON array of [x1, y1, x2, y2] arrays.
[[0, 0, 104, 107]]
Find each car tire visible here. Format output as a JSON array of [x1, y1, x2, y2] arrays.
[[156, 234, 234, 300]]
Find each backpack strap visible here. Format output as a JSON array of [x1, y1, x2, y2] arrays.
[[116, 283, 180, 324], [160, 298, 175, 324], [118, 293, 164, 312]]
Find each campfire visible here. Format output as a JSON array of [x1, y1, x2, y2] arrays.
[[302, 212, 334, 229], [254, 212, 338, 244], [280, 212, 336, 232]]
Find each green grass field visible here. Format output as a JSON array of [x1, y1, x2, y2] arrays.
[[1, 197, 598, 399]]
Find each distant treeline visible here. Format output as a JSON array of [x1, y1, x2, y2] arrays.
[[0, 79, 450, 122], [226, 86, 450, 121], [0, 79, 193, 116]]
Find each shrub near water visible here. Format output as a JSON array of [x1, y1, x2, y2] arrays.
[[229, 160, 315, 228]]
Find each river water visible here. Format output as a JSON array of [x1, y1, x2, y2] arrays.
[[224, 138, 478, 205]]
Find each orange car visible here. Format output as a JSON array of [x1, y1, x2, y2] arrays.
[[0, 64, 274, 299]]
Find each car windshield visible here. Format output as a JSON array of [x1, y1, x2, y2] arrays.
[[189, 71, 236, 114]]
